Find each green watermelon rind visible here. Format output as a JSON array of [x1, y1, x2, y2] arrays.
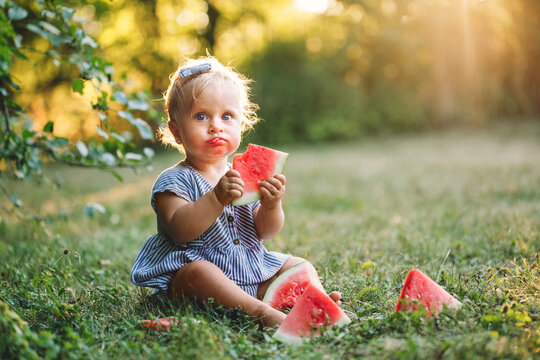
[[273, 313, 352, 345], [273, 315, 352, 345], [262, 261, 322, 307], [272, 329, 304, 346], [231, 148, 289, 207], [230, 191, 261, 207]]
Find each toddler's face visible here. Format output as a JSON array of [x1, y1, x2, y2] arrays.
[[170, 81, 243, 162]]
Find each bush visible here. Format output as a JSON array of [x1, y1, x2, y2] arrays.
[[245, 41, 428, 145]]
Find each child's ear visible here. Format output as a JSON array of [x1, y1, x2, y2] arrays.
[[168, 121, 182, 144]]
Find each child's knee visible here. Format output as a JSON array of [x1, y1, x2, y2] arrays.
[[287, 256, 317, 272], [287, 256, 308, 267], [286, 257, 324, 286], [183, 260, 220, 282], [281, 257, 320, 279], [170, 260, 223, 297]]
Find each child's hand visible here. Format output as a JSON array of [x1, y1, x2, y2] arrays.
[[214, 169, 244, 206], [258, 174, 286, 209]]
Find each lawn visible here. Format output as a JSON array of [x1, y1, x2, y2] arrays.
[[1, 122, 539, 359]]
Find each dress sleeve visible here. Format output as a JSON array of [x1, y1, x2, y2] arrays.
[[249, 200, 260, 212], [150, 167, 195, 212]]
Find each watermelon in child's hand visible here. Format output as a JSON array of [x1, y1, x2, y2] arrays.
[[263, 262, 323, 311], [232, 144, 288, 206], [273, 284, 351, 345], [395, 269, 461, 317]]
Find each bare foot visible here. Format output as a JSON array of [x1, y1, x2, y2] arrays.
[[329, 291, 342, 307]]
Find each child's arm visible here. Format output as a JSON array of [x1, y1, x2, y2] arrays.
[[155, 170, 244, 243], [253, 174, 286, 240]]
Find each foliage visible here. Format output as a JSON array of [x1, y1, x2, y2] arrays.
[[0, 300, 91, 359], [37, 0, 538, 149], [1, 124, 538, 359], [246, 41, 427, 145], [4, 0, 540, 173], [0, 0, 156, 219]]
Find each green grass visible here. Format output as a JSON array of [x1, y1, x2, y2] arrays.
[[1, 122, 539, 359]]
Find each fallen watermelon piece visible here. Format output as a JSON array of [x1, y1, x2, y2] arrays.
[[273, 283, 351, 345], [263, 261, 323, 311], [232, 144, 288, 206], [395, 269, 462, 316], [140, 317, 179, 332]]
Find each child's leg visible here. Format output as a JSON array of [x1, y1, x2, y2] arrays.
[[169, 260, 286, 327], [257, 256, 342, 305]]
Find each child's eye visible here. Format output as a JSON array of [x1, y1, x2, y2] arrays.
[[222, 113, 232, 121], [195, 113, 207, 121]]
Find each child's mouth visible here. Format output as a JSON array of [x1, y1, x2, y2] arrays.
[[207, 137, 226, 145]]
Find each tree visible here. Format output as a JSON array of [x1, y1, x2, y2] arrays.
[[0, 0, 156, 220]]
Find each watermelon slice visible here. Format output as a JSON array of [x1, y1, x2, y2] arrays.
[[231, 144, 288, 206], [140, 317, 179, 332], [395, 269, 462, 316], [263, 262, 323, 311], [273, 284, 351, 345]]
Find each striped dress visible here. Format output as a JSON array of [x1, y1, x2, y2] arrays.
[[130, 162, 290, 298]]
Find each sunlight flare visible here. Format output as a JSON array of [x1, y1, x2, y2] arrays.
[[294, 0, 329, 14]]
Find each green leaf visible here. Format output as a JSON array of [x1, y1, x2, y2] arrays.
[[83, 202, 106, 217], [124, 152, 143, 161], [22, 129, 35, 140], [100, 152, 115, 165], [72, 79, 84, 94], [13, 34, 22, 49], [59, 5, 75, 21], [43, 121, 54, 133], [117, 110, 134, 122], [143, 147, 155, 158], [26, 24, 64, 47], [110, 132, 125, 143], [10, 195, 23, 207], [132, 118, 153, 140], [482, 314, 502, 323], [106, 169, 123, 181], [7, 6, 27, 21], [354, 286, 377, 301], [127, 99, 149, 111], [96, 126, 109, 139], [51, 136, 69, 146], [38, 21, 61, 35], [81, 35, 98, 49], [112, 91, 129, 104], [76, 141, 88, 157]]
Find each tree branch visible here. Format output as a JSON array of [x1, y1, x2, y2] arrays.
[[41, 146, 151, 170], [1, 96, 12, 147]]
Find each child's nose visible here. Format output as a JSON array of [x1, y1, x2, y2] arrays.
[[209, 119, 224, 133]]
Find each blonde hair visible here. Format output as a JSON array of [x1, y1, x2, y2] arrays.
[[159, 56, 260, 153]]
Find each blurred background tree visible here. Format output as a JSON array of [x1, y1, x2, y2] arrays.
[[3, 0, 540, 168], [0, 0, 158, 219]]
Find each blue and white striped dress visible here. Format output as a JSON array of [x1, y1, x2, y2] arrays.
[[131, 162, 290, 298]]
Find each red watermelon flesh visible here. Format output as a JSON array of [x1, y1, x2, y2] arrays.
[[273, 284, 351, 345], [262, 262, 323, 311], [140, 317, 179, 332], [395, 269, 461, 316], [232, 144, 288, 206]]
